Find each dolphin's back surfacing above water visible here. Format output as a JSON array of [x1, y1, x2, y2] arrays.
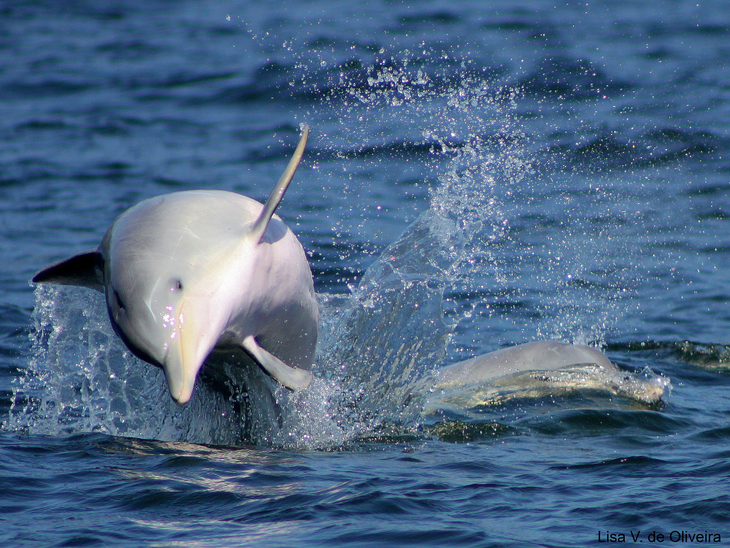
[[33, 127, 317, 404], [427, 340, 667, 408], [436, 340, 613, 388]]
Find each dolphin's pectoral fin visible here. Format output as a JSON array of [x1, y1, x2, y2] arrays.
[[32, 250, 104, 291], [241, 336, 313, 391], [251, 125, 309, 244]]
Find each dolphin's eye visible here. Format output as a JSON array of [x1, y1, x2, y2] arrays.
[[113, 290, 126, 311], [171, 279, 183, 291]]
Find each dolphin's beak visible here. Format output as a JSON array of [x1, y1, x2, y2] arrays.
[[163, 299, 208, 405]]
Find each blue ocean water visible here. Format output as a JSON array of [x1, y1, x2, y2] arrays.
[[1, 0, 730, 546]]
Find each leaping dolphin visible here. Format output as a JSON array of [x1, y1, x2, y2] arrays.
[[32, 126, 317, 405]]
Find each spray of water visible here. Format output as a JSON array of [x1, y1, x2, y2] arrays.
[[6, 286, 242, 444], [6, 50, 664, 448]]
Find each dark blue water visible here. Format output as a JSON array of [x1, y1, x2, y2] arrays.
[[2, 0, 730, 546]]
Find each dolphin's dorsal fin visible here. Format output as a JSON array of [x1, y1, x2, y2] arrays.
[[241, 336, 313, 391], [31, 249, 104, 292], [251, 125, 309, 244]]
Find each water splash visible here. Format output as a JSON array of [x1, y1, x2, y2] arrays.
[[306, 49, 639, 352], [6, 286, 242, 445], [8, 52, 661, 448]]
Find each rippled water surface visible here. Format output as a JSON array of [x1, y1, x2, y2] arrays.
[[2, 1, 730, 546]]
